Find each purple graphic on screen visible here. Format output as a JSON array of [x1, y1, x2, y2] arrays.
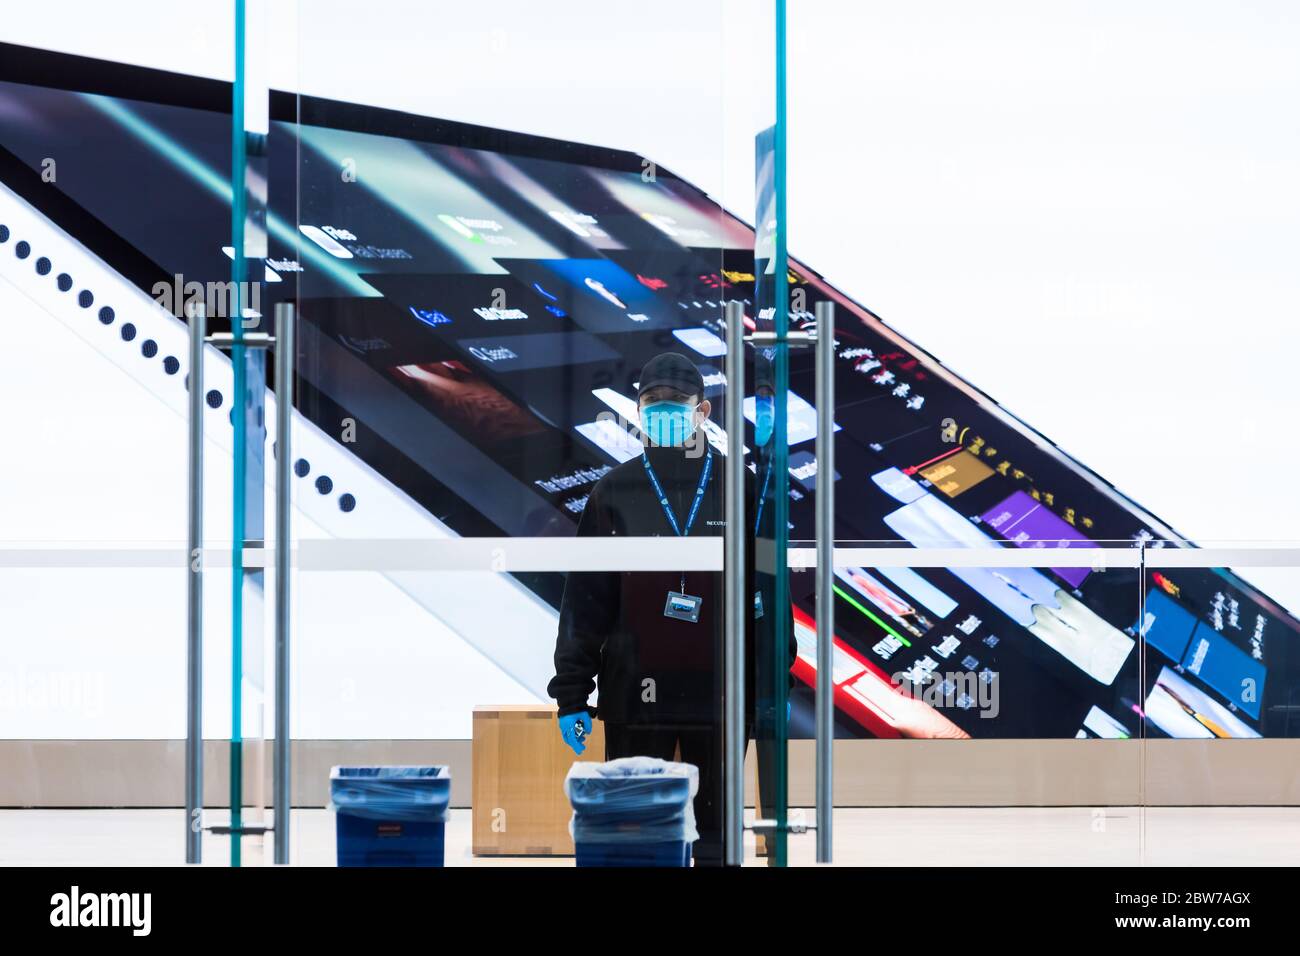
[[980, 491, 1098, 588]]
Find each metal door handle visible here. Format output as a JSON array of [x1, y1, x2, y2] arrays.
[[184, 302, 294, 864], [813, 300, 835, 864], [724, 299, 747, 867], [185, 302, 205, 865]]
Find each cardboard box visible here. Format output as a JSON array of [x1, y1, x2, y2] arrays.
[[472, 704, 604, 856]]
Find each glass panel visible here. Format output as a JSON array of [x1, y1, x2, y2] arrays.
[[289, 0, 744, 865], [784, 3, 1299, 867], [1138, 544, 1300, 864], [815, 542, 1145, 865], [0, 20, 277, 863], [0, 115, 238, 859]]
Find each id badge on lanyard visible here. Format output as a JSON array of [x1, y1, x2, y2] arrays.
[[664, 590, 703, 623], [643, 452, 712, 623]]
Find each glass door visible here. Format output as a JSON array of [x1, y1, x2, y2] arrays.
[[201, 0, 822, 869], [283, 0, 748, 867]]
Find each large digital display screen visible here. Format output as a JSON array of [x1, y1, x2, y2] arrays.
[[1, 42, 1295, 740]]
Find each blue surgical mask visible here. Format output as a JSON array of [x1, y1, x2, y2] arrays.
[[754, 395, 775, 447], [640, 400, 698, 447]]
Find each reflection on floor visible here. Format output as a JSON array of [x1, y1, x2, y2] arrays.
[[1, 807, 1296, 866]]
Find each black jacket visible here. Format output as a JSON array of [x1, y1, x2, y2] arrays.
[[548, 443, 793, 726]]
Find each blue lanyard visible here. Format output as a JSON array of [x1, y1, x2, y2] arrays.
[[753, 459, 772, 535], [642, 451, 713, 538]]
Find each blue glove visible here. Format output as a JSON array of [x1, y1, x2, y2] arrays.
[[559, 711, 591, 755]]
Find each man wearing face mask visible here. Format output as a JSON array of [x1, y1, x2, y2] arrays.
[[548, 351, 769, 867]]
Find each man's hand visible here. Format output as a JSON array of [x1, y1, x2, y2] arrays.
[[558, 711, 591, 755]]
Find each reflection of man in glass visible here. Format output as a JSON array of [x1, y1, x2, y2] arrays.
[[749, 379, 785, 863], [547, 352, 755, 866]]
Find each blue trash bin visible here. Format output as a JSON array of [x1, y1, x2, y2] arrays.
[[565, 757, 698, 867], [329, 766, 451, 867]]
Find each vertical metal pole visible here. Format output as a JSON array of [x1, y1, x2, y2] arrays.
[[273, 303, 293, 864], [1137, 539, 1147, 865], [185, 302, 206, 864], [814, 300, 835, 863], [724, 299, 747, 866]]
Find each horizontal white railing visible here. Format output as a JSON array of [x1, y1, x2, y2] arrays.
[[2, 539, 1299, 571]]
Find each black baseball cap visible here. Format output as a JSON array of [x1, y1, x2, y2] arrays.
[[636, 352, 704, 400]]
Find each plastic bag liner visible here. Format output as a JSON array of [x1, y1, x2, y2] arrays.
[[328, 766, 451, 823], [564, 757, 699, 845]]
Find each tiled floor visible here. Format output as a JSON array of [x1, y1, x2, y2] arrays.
[[2, 806, 1297, 866]]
